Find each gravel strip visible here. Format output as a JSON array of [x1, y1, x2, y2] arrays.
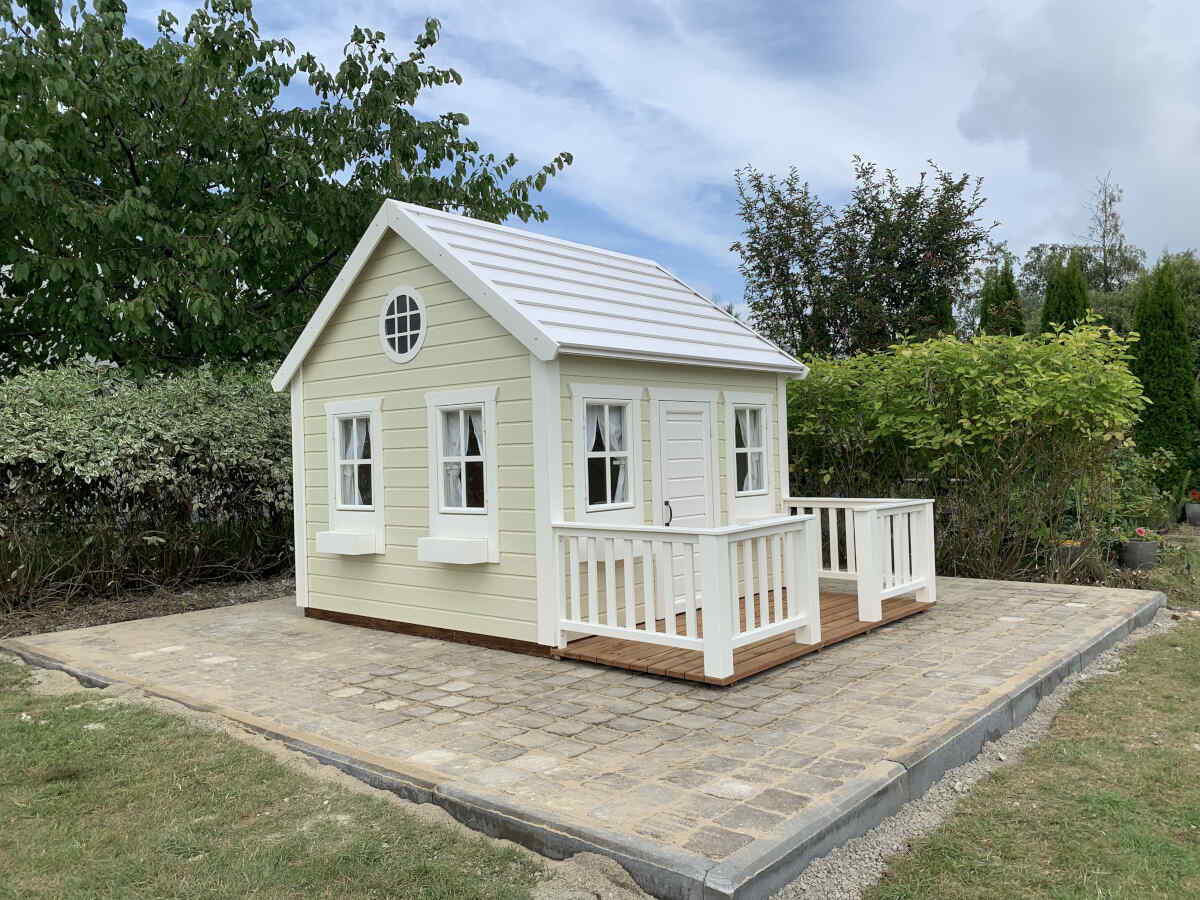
[[773, 607, 1181, 900]]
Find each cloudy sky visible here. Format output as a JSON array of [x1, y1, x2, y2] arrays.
[[136, 0, 1199, 305]]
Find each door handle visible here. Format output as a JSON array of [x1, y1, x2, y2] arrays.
[[664, 500, 673, 527]]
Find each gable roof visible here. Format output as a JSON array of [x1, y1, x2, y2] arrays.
[[271, 200, 806, 391]]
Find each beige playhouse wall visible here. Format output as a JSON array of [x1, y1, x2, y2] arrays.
[[556, 356, 783, 526], [298, 230, 539, 642]]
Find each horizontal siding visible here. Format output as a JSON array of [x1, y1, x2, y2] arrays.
[[300, 229, 537, 642], [558, 356, 779, 525]]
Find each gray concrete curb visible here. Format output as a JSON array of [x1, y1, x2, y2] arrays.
[[1, 589, 1166, 900]]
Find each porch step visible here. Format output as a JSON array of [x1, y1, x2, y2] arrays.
[[550, 590, 928, 686]]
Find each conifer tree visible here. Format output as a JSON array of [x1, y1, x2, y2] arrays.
[[1039, 252, 1090, 331], [1132, 259, 1197, 485], [980, 260, 1024, 335]]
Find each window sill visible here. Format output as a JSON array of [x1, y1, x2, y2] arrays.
[[417, 536, 490, 564], [316, 531, 379, 556]]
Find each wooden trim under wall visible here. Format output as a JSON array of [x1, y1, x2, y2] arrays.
[[303, 607, 553, 658]]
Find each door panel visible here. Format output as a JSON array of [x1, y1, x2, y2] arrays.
[[657, 402, 713, 606]]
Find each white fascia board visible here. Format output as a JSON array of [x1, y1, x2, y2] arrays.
[[271, 202, 395, 392], [383, 201, 559, 362], [559, 345, 807, 376]]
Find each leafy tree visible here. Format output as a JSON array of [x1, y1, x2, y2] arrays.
[[1039, 251, 1090, 331], [732, 157, 996, 357], [1131, 258, 1197, 485], [978, 259, 1024, 335], [0, 1, 572, 373], [1087, 174, 1145, 293]]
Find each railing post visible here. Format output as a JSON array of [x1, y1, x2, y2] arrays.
[[796, 519, 822, 644], [914, 502, 937, 605], [852, 508, 884, 622], [699, 532, 734, 680], [553, 531, 567, 648]]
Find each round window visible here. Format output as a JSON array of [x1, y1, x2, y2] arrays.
[[379, 289, 426, 363]]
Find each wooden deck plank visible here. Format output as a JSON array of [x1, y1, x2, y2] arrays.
[[552, 590, 930, 686]]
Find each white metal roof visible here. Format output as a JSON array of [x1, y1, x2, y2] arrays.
[[272, 200, 806, 391]]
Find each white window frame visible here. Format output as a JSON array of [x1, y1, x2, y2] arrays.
[[570, 384, 644, 523], [321, 397, 385, 553], [436, 405, 489, 515], [731, 405, 769, 497], [724, 391, 774, 522], [424, 386, 499, 562], [378, 285, 427, 364]]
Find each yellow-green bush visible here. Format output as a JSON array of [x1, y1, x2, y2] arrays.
[[789, 323, 1149, 579]]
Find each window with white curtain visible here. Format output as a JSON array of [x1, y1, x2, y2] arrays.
[[733, 406, 766, 494], [584, 401, 631, 509], [335, 414, 374, 508], [439, 406, 486, 511]]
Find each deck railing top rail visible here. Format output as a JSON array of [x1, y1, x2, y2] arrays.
[[551, 513, 814, 538], [786, 497, 934, 512]]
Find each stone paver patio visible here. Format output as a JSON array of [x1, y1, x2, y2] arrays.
[[5, 577, 1162, 898]]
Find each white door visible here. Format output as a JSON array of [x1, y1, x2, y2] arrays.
[[656, 401, 714, 609], [657, 401, 714, 529]]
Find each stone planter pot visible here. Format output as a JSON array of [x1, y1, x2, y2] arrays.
[[1119, 540, 1160, 570], [1185, 502, 1200, 526]]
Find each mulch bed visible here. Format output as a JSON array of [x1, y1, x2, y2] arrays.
[[0, 576, 295, 640]]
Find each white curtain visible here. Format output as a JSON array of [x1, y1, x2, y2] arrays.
[[610, 456, 627, 504], [745, 408, 762, 448], [442, 409, 462, 456], [464, 408, 484, 457], [443, 462, 464, 507], [608, 404, 625, 451]]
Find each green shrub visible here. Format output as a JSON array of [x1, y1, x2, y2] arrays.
[[789, 322, 1147, 579], [0, 362, 291, 608]]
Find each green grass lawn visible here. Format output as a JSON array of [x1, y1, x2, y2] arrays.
[[0, 660, 541, 900], [868, 620, 1200, 899]]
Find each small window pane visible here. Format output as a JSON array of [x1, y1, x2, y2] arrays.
[[443, 461, 464, 507], [748, 451, 764, 491], [340, 463, 356, 505], [464, 460, 485, 508], [609, 456, 628, 504], [587, 457, 608, 505], [745, 408, 762, 447], [464, 408, 483, 457], [736, 452, 749, 492], [586, 403, 606, 452], [442, 410, 462, 457], [394, 332, 410, 353], [356, 417, 371, 460], [734, 410, 747, 450], [409, 311, 421, 333], [339, 418, 354, 459], [385, 316, 396, 336], [608, 405, 625, 451], [356, 463, 372, 506]]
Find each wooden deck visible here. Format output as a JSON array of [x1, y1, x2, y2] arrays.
[[551, 590, 929, 686]]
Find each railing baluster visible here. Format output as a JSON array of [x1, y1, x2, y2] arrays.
[[755, 535, 769, 626], [641, 539, 656, 632], [729, 539, 742, 634], [682, 542, 698, 638], [829, 507, 841, 572], [622, 538, 636, 630], [652, 539, 671, 635], [586, 536, 598, 624], [845, 506, 858, 574], [604, 537, 618, 627], [662, 540, 677, 636], [740, 539, 755, 630], [781, 524, 796, 621], [770, 532, 783, 623], [569, 535, 580, 622]]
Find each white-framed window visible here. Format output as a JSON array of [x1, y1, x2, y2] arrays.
[[570, 384, 644, 522], [423, 386, 499, 563], [733, 406, 767, 495], [318, 397, 385, 555], [438, 405, 487, 512], [379, 287, 427, 363], [334, 413, 375, 509], [584, 401, 632, 510]]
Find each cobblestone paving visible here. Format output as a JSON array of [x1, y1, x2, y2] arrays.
[[9, 578, 1156, 861]]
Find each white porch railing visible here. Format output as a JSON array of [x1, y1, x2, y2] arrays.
[[785, 498, 937, 621], [551, 515, 822, 679]]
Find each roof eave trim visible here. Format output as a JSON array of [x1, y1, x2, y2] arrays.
[[271, 202, 394, 392], [558, 345, 809, 376]]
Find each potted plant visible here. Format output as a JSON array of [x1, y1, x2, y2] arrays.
[[1185, 489, 1200, 526], [1118, 527, 1163, 570]]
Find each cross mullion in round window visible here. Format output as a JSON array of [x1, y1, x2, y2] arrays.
[[585, 401, 630, 508], [440, 406, 486, 511], [336, 415, 373, 509], [379, 290, 426, 363], [734, 406, 766, 494]]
